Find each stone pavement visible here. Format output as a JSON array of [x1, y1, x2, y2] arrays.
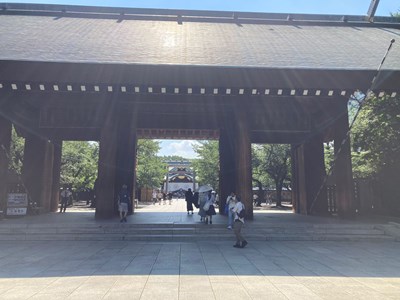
[[1, 197, 395, 226], [0, 240, 400, 299], [1, 199, 400, 299]]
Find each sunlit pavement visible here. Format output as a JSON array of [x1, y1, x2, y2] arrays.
[[0, 240, 399, 299], [0, 200, 400, 299]]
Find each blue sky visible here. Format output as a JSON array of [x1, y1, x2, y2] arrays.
[[4, 0, 400, 15], [8, 0, 399, 158]]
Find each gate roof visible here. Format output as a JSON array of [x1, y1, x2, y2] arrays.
[[1, 4, 399, 142], [1, 3, 400, 71]]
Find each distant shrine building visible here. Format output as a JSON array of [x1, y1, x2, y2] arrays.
[[164, 162, 197, 195], [0, 4, 400, 219]]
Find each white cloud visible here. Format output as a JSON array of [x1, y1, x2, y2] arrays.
[[158, 140, 200, 159]]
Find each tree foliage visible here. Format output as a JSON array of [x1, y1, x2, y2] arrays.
[[61, 141, 98, 191], [162, 155, 189, 162], [351, 94, 400, 212], [136, 140, 166, 189], [252, 145, 273, 200], [351, 95, 400, 177], [323, 142, 334, 174], [192, 141, 219, 190], [390, 10, 400, 19], [8, 127, 24, 176], [252, 144, 291, 206]]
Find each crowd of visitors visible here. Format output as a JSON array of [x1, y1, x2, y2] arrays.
[[60, 184, 247, 249], [183, 187, 248, 248]]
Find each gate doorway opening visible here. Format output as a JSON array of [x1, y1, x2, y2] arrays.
[[251, 143, 293, 214], [135, 138, 219, 205]]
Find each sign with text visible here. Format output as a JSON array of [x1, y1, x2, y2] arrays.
[[7, 193, 28, 216], [7, 193, 28, 207], [6, 207, 27, 216]]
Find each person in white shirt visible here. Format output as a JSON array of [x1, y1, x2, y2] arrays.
[[232, 196, 247, 248], [152, 190, 157, 205], [226, 192, 237, 229], [204, 190, 216, 224], [157, 190, 163, 205], [60, 187, 72, 213]]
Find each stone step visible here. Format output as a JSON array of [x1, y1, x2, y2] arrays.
[[0, 223, 394, 242], [0, 227, 386, 236], [0, 234, 392, 242]]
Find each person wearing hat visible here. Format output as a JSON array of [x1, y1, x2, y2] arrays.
[[118, 184, 130, 223]]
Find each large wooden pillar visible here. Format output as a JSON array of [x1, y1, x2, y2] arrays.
[[0, 116, 12, 212], [95, 106, 118, 219], [115, 112, 137, 214], [291, 145, 303, 214], [50, 141, 62, 212], [219, 128, 236, 214], [334, 104, 354, 216], [234, 102, 253, 219], [291, 135, 327, 215], [22, 135, 54, 211]]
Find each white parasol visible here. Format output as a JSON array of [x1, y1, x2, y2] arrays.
[[197, 185, 213, 193]]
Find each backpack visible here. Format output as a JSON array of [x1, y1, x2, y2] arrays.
[[238, 205, 245, 218]]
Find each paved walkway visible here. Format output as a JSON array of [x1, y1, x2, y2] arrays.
[[0, 240, 399, 299], [1, 199, 400, 299], [1, 198, 396, 226]]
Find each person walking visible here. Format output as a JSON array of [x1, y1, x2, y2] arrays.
[[232, 196, 247, 248], [167, 192, 173, 205], [59, 187, 72, 213], [204, 190, 216, 224], [198, 192, 207, 222], [118, 184, 130, 223], [185, 188, 194, 214], [192, 191, 199, 209], [226, 192, 237, 229], [152, 189, 157, 205], [157, 190, 163, 205]]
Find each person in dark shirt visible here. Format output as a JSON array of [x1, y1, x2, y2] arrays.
[[118, 184, 130, 223], [185, 188, 194, 215]]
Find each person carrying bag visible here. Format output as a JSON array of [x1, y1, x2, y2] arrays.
[[203, 190, 216, 224], [232, 195, 248, 248]]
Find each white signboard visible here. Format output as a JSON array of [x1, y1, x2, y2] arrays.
[[7, 193, 28, 216], [166, 183, 198, 193], [7, 207, 27, 216], [7, 193, 28, 207]]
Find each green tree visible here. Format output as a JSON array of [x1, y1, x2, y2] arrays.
[[252, 145, 273, 201], [351, 95, 400, 176], [61, 141, 98, 191], [192, 141, 219, 190], [8, 127, 24, 176], [323, 142, 334, 174], [253, 144, 291, 206], [162, 155, 189, 162], [390, 10, 400, 19], [351, 94, 400, 212], [136, 140, 166, 189]]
